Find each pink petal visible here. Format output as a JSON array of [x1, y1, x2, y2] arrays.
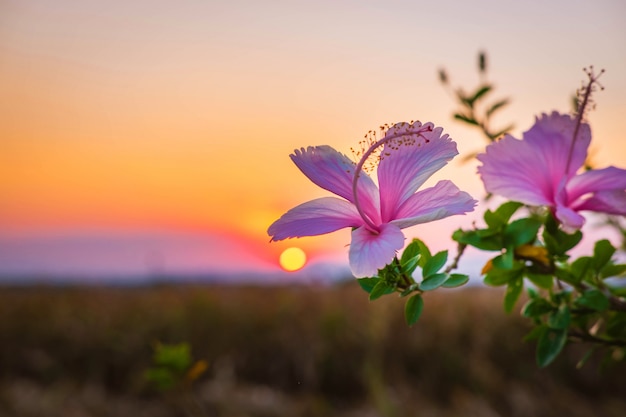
[[349, 223, 404, 278], [377, 122, 459, 222], [524, 112, 590, 179], [573, 190, 626, 215], [391, 180, 477, 229], [478, 112, 592, 207], [567, 166, 626, 203], [268, 197, 363, 241], [291, 146, 381, 224], [477, 134, 555, 206], [555, 204, 586, 233]]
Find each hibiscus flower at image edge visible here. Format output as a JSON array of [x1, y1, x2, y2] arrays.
[[477, 111, 626, 232]]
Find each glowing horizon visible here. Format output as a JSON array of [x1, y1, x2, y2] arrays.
[[1, 1, 625, 276]]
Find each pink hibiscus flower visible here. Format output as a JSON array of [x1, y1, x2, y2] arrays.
[[477, 111, 626, 232], [268, 121, 476, 278]]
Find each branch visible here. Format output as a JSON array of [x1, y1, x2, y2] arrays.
[[568, 330, 626, 348], [578, 281, 626, 312], [445, 243, 467, 274]]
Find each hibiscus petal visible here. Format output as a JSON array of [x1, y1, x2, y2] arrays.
[[555, 204, 586, 233], [390, 180, 477, 229], [377, 122, 459, 222], [478, 112, 592, 207], [573, 190, 626, 215], [349, 223, 404, 278], [477, 134, 555, 206], [567, 166, 626, 204], [268, 197, 363, 241], [524, 112, 591, 179], [290, 146, 381, 224]]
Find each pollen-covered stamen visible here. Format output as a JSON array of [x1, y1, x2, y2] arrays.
[[351, 121, 434, 233], [566, 66, 604, 175], [350, 124, 396, 173]]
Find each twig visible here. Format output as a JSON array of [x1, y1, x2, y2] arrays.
[[445, 243, 467, 274], [568, 330, 626, 348]]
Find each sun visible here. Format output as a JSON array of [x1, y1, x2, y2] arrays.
[[279, 247, 307, 272]]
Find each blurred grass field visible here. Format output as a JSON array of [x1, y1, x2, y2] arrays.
[[0, 282, 624, 417]]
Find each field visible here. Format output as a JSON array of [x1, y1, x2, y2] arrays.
[[0, 282, 624, 417]]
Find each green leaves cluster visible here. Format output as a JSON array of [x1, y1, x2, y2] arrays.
[[144, 342, 207, 392], [453, 201, 626, 367], [454, 202, 545, 312], [357, 238, 469, 327], [434, 52, 626, 370], [439, 51, 513, 144]]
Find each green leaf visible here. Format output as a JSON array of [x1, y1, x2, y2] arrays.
[[570, 257, 593, 283], [526, 273, 553, 289], [483, 210, 502, 229], [522, 298, 554, 318], [454, 113, 479, 126], [400, 240, 421, 274], [601, 263, 626, 279], [401, 257, 419, 276], [483, 201, 522, 229], [442, 273, 469, 288], [486, 99, 510, 117], [357, 277, 379, 294], [554, 267, 576, 285], [467, 85, 492, 105], [452, 229, 502, 251], [592, 239, 616, 271], [504, 218, 542, 247], [537, 327, 567, 367], [543, 212, 560, 234], [504, 276, 524, 313], [550, 290, 572, 306], [542, 233, 561, 257], [559, 230, 583, 252], [496, 202, 524, 220], [483, 270, 511, 286], [560, 230, 583, 252], [144, 368, 177, 391], [153, 343, 192, 373], [401, 240, 421, 262], [547, 304, 571, 329], [410, 238, 432, 268], [404, 294, 424, 326], [492, 250, 514, 270], [484, 264, 522, 286], [419, 273, 448, 291], [575, 289, 610, 312], [369, 280, 394, 301], [543, 227, 582, 256], [423, 250, 448, 278]]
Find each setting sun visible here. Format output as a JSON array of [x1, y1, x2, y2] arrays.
[[279, 247, 307, 272]]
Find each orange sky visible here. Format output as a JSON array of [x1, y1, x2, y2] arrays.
[[1, 1, 625, 277]]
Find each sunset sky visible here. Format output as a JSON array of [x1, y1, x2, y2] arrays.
[[1, 0, 625, 280]]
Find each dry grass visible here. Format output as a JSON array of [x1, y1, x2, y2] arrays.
[[0, 283, 624, 417]]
